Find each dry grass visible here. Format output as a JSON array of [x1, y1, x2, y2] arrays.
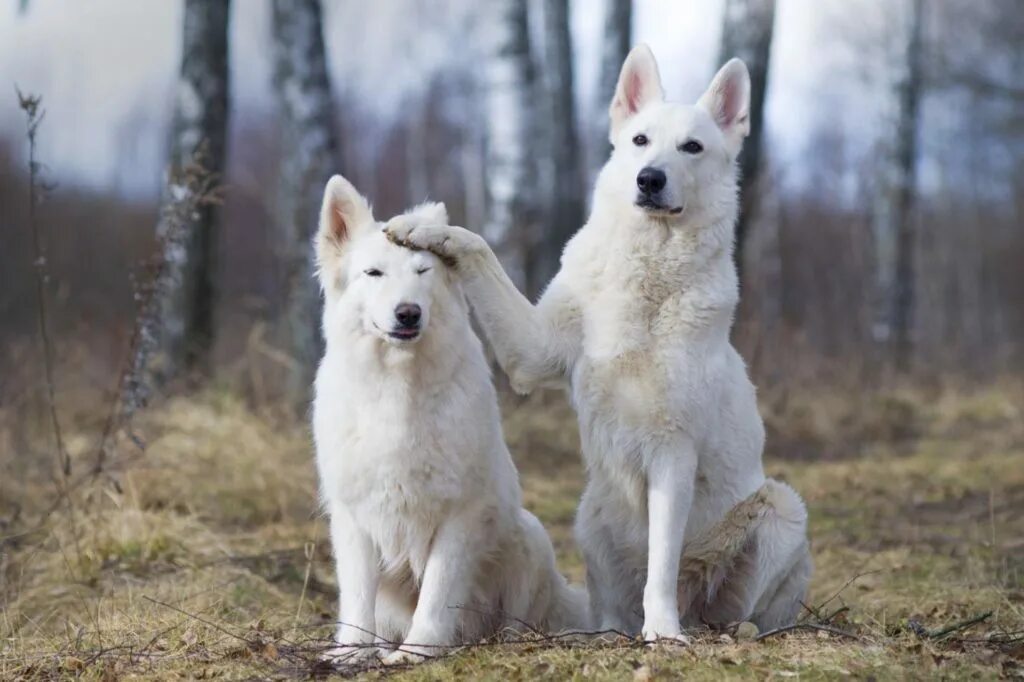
[[2, 384, 1023, 679]]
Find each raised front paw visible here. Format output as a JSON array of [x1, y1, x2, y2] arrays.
[[384, 219, 483, 266]]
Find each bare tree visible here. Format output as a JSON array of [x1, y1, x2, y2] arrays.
[[152, 0, 230, 382], [718, 0, 776, 284], [482, 0, 541, 295], [270, 0, 340, 403], [871, 0, 924, 371], [589, 0, 632, 177], [535, 0, 584, 288]]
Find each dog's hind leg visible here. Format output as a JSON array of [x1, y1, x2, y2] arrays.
[[679, 479, 811, 631], [374, 580, 416, 653], [575, 480, 643, 634]]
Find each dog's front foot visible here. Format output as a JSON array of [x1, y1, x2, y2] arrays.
[[642, 613, 691, 646], [642, 629, 692, 646], [382, 645, 433, 666], [320, 643, 380, 666]]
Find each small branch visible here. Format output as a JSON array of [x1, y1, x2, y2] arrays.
[[806, 567, 882, 618]]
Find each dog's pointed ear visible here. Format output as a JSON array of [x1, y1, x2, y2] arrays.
[[609, 44, 665, 143], [698, 58, 751, 156], [316, 175, 373, 285]]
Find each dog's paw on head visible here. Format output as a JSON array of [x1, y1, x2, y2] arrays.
[[402, 201, 449, 227], [385, 202, 458, 267]]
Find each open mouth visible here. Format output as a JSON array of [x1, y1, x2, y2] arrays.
[[387, 327, 420, 341], [635, 197, 683, 215], [373, 322, 421, 342]]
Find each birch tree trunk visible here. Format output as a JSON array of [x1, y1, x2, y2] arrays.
[[719, 0, 776, 286], [482, 0, 541, 296], [871, 0, 924, 372], [590, 0, 632, 177], [535, 0, 584, 288], [153, 0, 230, 382], [271, 0, 340, 404]]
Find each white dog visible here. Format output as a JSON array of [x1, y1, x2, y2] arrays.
[[386, 45, 811, 641], [312, 176, 586, 666]]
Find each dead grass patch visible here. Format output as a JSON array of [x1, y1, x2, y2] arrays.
[[2, 385, 1022, 679]]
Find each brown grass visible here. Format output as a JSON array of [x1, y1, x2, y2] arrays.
[[1, 384, 1023, 679]]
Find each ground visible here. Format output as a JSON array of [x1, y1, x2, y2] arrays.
[[1, 385, 1022, 679]]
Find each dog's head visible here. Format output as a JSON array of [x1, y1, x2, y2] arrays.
[[599, 44, 750, 223], [315, 175, 456, 347]]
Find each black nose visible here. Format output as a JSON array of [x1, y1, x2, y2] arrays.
[[636, 167, 667, 195], [395, 303, 422, 328]]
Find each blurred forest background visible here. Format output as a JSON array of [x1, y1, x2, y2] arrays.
[[2, 1, 1024, 678], [1, 0, 1021, 416]]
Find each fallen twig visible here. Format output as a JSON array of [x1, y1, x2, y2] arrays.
[[755, 622, 866, 643], [926, 611, 993, 640], [141, 595, 250, 645]]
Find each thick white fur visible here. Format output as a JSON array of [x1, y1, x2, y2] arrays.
[[386, 46, 811, 640], [313, 176, 586, 666]]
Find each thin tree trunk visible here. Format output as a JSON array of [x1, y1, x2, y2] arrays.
[[482, 0, 541, 296], [719, 0, 775, 287], [271, 0, 340, 405], [590, 0, 631, 178], [535, 0, 584, 289], [153, 0, 230, 383], [871, 0, 924, 372]]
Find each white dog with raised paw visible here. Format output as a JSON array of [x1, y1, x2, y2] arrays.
[[387, 44, 812, 643]]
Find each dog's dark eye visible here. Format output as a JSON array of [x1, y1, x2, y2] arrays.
[[364, 268, 383, 278], [680, 139, 704, 155], [416, 267, 431, 275], [632, 134, 649, 147]]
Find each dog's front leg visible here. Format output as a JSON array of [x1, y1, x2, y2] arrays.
[[642, 440, 697, 643], [326, 503, 381, 663], [383, 514, 477, 665]]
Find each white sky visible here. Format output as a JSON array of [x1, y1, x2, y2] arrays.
[[0, 0, 888, 198]]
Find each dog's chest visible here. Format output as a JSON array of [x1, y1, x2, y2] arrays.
[[314, 364, 490, 515], [568, 258, 729, 449]]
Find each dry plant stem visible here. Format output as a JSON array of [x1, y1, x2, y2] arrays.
[[290, 540, 316, 637], [16, 87, 69, 479]]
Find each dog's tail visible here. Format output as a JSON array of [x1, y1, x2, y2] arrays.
[[547, 574, 591, 633], [678, 478, 802, 605], [516, 508, 591, 632]]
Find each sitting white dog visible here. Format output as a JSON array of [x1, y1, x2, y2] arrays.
[[386, 46, 812, 641], [312, 176, 586, 666]]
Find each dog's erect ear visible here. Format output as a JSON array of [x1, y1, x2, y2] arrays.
[[609, 44, 665, 143], [698, 58, 751, 156], [315, 175, 373, 284], [402, 201, 448, 226]]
